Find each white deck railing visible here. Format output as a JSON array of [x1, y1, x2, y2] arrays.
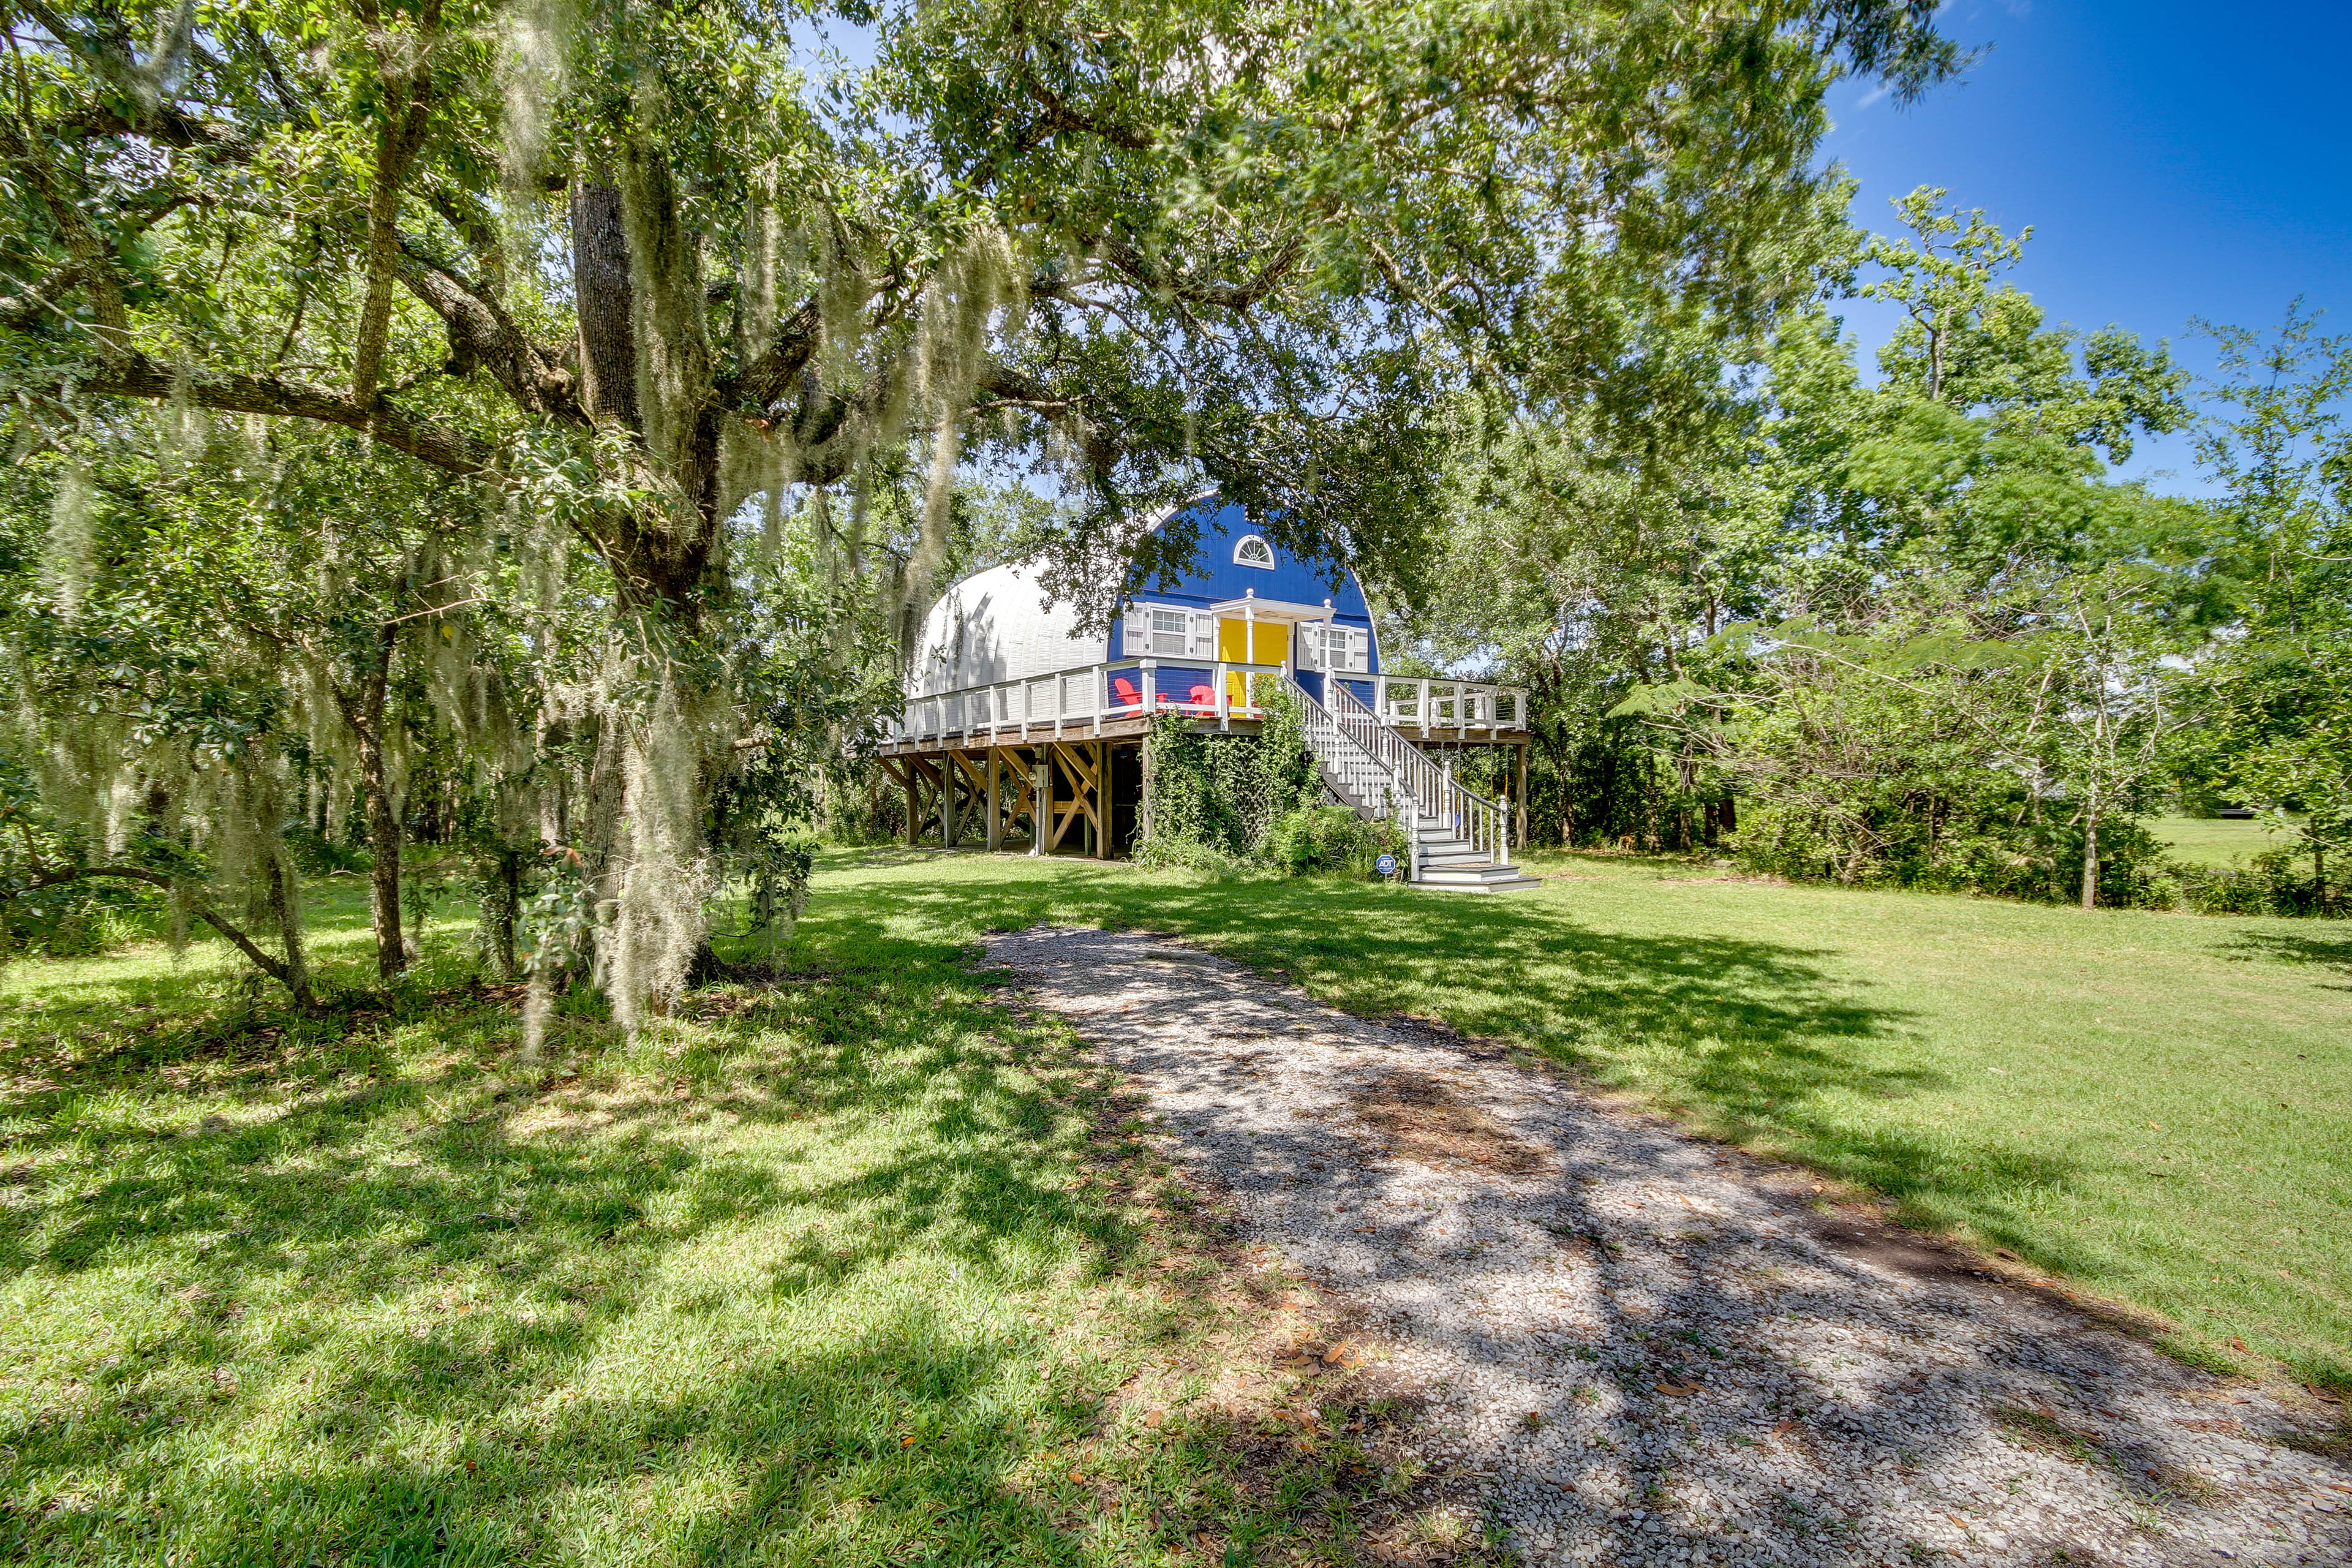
[[1374, 677, 1524, 733], [889, 658, 1291, 747], [889, 661, 1528, 764]]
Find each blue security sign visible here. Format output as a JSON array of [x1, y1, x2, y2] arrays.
[[1375, 853, 1398, 878]]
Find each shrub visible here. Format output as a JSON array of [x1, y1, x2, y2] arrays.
[[2160, 846, 2339, 918], [1267, 805, 1406, 878]]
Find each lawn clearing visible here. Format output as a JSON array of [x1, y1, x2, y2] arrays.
[[0, 882, 1433, 1566], [809, 847, 2352, 1392], [2145, 813, 2302, 867]]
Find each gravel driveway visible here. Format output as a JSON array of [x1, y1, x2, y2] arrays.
[[984, 925, 2352, 1567]]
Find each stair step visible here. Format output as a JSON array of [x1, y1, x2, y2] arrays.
[[1414, 868, 1542, 893], [1421, 877, 1542, 894], [1419, 859, 1532, 880]]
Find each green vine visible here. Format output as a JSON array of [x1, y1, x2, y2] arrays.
[[1136, 679, 1401, 876]]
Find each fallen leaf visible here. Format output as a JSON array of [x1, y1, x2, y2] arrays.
[[2310, 1385, 2344, 1404], [1947, 1513, 1970, 1531], [1354, 1226, 1377, 1234], [1143, 1409, 1165, 1427], [1069, 1470, 1085, 1484], [1654, 1381, 1700, 1397], [1774, 1418, 1800, 1435], [1558, 1480, 1576, 1492], [901, 1436, 915, 1447], [1321, 1340, 1352, 1365], [2230, 1338, 2250, 1354]]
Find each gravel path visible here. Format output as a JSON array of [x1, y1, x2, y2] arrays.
[[984, 925, 2352, 1567]]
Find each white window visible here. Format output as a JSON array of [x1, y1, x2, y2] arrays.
[[1232, 534, 1275, 569], [1148, 608, 1189, 655], [1123, 605, 1218, 658], [1299, 624, 1370, 673]]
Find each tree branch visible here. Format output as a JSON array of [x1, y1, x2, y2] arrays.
[[24, 864, 309, 1000], [24, 349, 496, 474], [348, 0, 441, 409], [392, 233, 578, 418]]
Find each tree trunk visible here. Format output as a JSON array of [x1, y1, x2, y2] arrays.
[[338, 623, 405, 978], [2079, 813, 2099, 911], [570, 179, 640, 429], [357, 726, 405, 974], [481, 848, 524, 979], [266, 849, 313, 1005]]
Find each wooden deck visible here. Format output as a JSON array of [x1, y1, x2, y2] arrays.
[[875, 660, 1532, 858]]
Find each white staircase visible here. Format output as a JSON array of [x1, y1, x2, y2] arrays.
[[1286, 676, 1540, 892]]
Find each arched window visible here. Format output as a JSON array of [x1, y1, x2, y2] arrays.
[[1232, 534, 1275, 569]]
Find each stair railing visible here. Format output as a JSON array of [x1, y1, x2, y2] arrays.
[[1279, 676, 1424, 880], [1325, 681, 1511, 865]]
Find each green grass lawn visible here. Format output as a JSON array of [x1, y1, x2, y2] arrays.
[[2146, 813, 2301, 867], [807, 848, 2351, 1391], [0, 880, 1426, 1567], [1, 853, 2345, 1563]]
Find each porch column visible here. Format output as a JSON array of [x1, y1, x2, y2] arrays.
[[940, 756, 957, 846], [903, 760, 919, 846]]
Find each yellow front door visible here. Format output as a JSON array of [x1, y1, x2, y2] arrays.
[[1218, 618, 1289, 707]]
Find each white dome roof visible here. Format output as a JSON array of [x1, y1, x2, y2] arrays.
[[907, 560, 1098, 698]]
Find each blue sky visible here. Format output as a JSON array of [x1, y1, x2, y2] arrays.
[[1820, 0, 2352, 492]]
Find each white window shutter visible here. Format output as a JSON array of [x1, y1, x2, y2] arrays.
[[1351, 628, 1371, 672], [1296, 626, 1322, 671], [1188, 611, 1215, 658], [1121, 613, 1145, 657]]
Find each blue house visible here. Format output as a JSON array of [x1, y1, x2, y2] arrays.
[[882, 494, 1537, 889]]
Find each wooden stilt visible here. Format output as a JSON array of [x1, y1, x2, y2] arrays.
[[1517, 742, 1529, 850], [1096, 740, 1111, 858], [985, 750, 1003, 851], [1031, 754, 1050, 855]]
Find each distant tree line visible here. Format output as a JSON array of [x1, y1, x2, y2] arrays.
[[1389, 189, 2348, 916]]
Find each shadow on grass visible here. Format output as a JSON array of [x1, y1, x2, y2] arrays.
[[2222, 927, 2352, 989], [0, 926, 1182, 1564]]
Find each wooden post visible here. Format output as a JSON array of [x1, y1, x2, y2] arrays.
[[903, 759, 919, 846], [1517, 742, 1529, 851], [1031, 755, 1050, 855], [940, 754, 957, 846], [985, 749, 1003, 851], [1096, 740, 1112, 859], [1138, 733, 1152, 848]]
